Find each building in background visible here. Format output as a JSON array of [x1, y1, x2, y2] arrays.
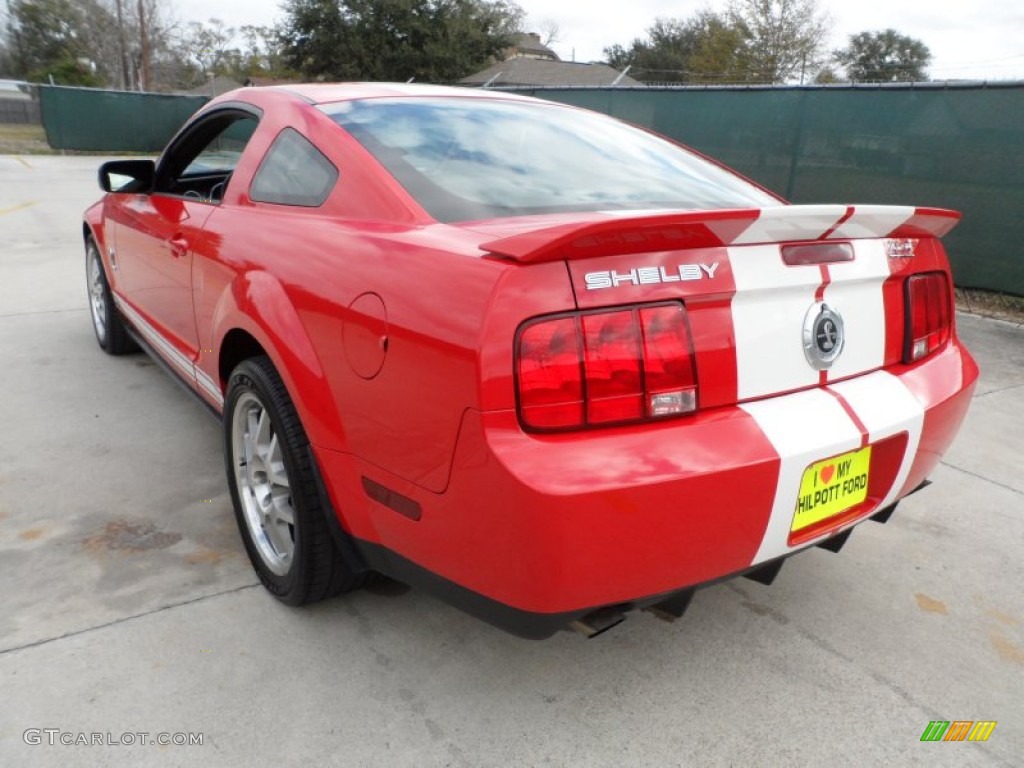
[[462, 33, 640, 88]]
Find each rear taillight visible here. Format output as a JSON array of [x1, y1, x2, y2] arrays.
[[516, 303, 697, 431], [904, 272, 951, 363], [517, 317, 584, 429]]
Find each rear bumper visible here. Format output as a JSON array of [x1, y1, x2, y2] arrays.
[[319, 341, 977, 637]]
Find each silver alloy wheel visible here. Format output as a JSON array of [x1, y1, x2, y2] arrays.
[[231, 391, 295, 575], [87, 245, 107, 343]]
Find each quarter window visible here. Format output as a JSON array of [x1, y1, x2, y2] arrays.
[[250, 129, 338, 207]]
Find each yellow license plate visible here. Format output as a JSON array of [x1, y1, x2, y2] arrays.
[[792, 446, 872, 532]]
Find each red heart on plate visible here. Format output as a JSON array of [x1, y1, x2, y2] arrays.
[[820, 464, 835, 484]]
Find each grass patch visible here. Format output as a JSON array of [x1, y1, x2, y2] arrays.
[[957, 288, 1024, 324], [0, 123, 52, 154]]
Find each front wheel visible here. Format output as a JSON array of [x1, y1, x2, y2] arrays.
[[224, 356, 364, 605], [85, 238, 136, 355]]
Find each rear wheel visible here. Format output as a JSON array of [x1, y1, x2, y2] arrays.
[[224, 356, 364, 605], [86, 238, 136, 355]]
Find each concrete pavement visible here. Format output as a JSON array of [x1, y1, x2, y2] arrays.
[[1, 155, 1021, 767]]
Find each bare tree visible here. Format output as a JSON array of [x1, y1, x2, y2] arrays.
[[238, 25, 291, 79], [129, 0, 176, 90], [537, 19, 560, 47], [136, 0, 150, 88], [78, 0, 177, 89], [179, 18, 236, 83], [113, 0, 130, 87]]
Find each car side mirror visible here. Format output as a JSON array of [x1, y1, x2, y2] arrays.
[[99, 159, 155, 193]]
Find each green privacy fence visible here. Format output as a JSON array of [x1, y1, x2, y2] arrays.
[[36, 82, 1023, 294], [39, 85, 208, 153], [511, 83, 1024, 296]]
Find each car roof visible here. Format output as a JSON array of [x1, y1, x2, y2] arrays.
[[221, 82, 539, 107]]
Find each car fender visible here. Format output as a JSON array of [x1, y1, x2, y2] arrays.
[[84, 198, 135, 297], [212, 269, 347, 450], [83, 203, 112, 274]]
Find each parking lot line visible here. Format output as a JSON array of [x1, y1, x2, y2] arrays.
[[0, 200, 37, 216]]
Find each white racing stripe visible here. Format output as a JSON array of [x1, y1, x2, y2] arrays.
[[729, 244, 821, 399], [826, 206, 915, 240], [727, 218, 930, 563], [741, 390, 862, 563], [730, 205, 847, 245], [827, 372, 924, 512], [729, 237, 891, 399], [742, 372, 925, 563], [821, 239, 889, 381]]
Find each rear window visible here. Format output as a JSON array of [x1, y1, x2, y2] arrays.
[[320, 97, 780, 222]]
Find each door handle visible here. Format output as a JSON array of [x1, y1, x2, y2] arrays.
[[168, 236, 189, 259]]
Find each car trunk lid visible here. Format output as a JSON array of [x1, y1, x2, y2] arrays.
[[478, 205, 960, 409]]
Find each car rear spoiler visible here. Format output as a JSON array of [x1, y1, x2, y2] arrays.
[[480, 205, 961, 264]]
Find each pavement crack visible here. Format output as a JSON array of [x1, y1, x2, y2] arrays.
[[725, 583, 1017, 768], [0, 307, 88, 319], [973, 383, 1024, 398], [939, 461, 1023, 497], [0, 582, 259, 657]]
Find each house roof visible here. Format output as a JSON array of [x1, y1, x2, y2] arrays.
[[460, 58, 641, 88], [510, 33, 559, 60], [0, 82, 31, 101]]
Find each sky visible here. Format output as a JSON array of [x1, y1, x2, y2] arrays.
[[173, 0, 1024, 81]]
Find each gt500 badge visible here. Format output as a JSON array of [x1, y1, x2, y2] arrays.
[[584, 262, 719, 290]]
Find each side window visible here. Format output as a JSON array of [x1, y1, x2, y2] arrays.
[[250, 128, 338, 207], [183, 119, 257, 178], [156, 111, 258, 203]]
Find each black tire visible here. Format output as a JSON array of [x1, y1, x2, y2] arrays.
[[85, 237, 137, 355], [224, 356, 364, 605]]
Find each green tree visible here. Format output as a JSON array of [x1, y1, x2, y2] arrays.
[[833, 29, 931, 82], [688, 12, 749, 81], [3, 0, 179, 89], [604, 19, 696, 83], [6, 0, 102, 84], [277, 0, 523, 83], [604, 12, 748, 84], [728, 0, 830, 83], [812, 65, 843, 84]]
